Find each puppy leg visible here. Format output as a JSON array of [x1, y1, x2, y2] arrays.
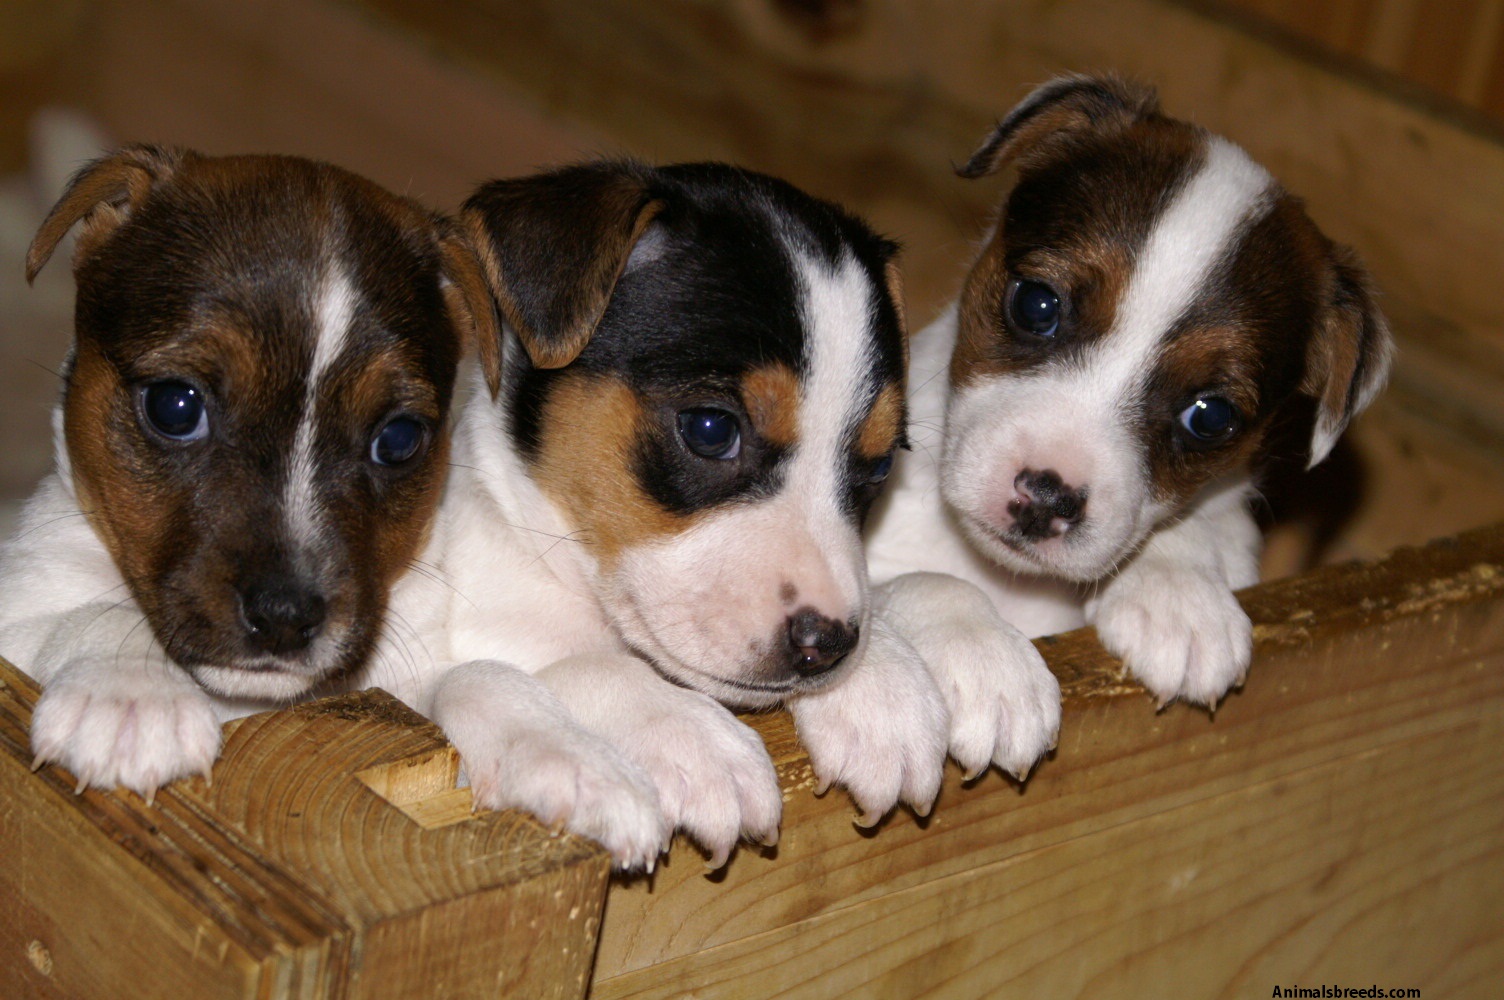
[[540, 654, 781, 870], [428, 660, 668, 871], [873, 572, 1061, 782], [20, 604, 221, 800], [1085, 482, 1260, 708], [787, 614, 951, 825]]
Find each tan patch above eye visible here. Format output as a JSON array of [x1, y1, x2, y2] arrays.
[[532, 374, 685, 566], [856, 383, 903, 459], [741, 364, 801, 448]]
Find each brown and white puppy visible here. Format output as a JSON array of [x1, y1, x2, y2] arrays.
[[0, 145, 489, 797], [391, 160, 958, 869], [868, 76, 1393, 708]]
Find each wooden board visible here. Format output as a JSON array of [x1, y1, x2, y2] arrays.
[[591, 524, 1504, 998], [7, 526, 1501, 999], [0, 667, 610, 1000]]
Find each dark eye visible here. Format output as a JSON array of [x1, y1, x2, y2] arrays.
[[1177, 396, 1240, 446], [370, 416, 428, 467], [867, 453, 894, 485], [1007, 279, 1061, 338], [140, 381, 208, 441], [677, 408, 741, 459]]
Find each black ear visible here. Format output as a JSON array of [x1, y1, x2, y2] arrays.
[[27, 144, 186, 283], [958, 75, 1160, 180], [1302, 245, 1394, 468], [460, 162, 664, 370]]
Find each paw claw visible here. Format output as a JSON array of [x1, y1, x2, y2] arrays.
[[30, 753, 46, 773], [853, 807, 885, 830]]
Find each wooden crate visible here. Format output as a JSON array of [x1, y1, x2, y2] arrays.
[[3, 1, 1504, 997]]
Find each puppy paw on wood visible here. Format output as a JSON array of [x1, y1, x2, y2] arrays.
[[29, 659, 220, 800], [788, 617, 951, 826], [543, 654, 782, 870], [432, 661, 669, 872], [1086, 565, 1253, 711], [874, 572, 1061, 781]]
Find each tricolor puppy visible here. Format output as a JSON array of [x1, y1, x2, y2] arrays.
[[0, 146, 490, 797], [395, 160, 954, 869], [868, 76, 1393, 708]]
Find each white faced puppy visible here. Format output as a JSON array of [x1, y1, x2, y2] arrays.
[[868, 77, 1393, 708], [406, 160, 950, 869], [0, 146, 490, 797]]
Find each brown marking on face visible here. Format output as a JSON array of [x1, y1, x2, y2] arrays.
[[533, 373, 688, 566], [779, 581, 798, 605], [64, 343, 165, 600], [856, 382, 904, 459], [742, 363, 802, 448], [883, 258, 909, 356], [1143, 327, 1268, 507], [952, 117, 1204, 390]]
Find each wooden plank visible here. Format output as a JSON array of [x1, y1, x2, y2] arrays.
[[0, 663, 611, 999], [590, 524, 1504, 997]]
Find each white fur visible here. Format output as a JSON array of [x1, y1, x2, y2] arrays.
[[286, 268, 357, 549]]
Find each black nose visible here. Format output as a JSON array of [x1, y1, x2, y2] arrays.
[[239, 579, 327, 656], [1009, 468, 1087, 541], [786, 608, 858, 676]]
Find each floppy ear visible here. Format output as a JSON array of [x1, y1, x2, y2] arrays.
[[957, 74, 1160, 180], [436, 221, 504, 398], [1302, 246, 1394, 468], [460, 162, 664, 370], [26, 144, 185, 283]]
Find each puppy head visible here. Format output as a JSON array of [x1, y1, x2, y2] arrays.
[[943, 76, 1392, 583], [464, 161, 905, 707], [29, 145, 493, 700]]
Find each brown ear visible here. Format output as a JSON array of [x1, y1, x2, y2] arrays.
[[957, 75, 1159, 180], [26, 144, 185, 283], [1303, 245, 1394, 468], [437, 221, 503, 398], [460, 162, 663, 370]]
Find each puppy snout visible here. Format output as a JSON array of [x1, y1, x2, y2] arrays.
[[786, 608, 858, 676], [239, 579, 327, 656], [1008, 468, 1086, 541]]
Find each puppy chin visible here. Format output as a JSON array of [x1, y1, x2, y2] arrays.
[[188, 663, 324, 701], [607, 587, 864, 710], [185, 631, 357, 702]]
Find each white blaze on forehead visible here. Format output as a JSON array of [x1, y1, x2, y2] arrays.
[[286, 268, 358, 545], [790, 250, 880, 508], [1082, 136, 1275, 402]]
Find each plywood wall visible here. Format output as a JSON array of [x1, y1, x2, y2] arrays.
[[1213, 0, 1504, 125]]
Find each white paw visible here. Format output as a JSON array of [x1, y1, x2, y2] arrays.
[[1087, 566, 1252, 709], [462, 726, 668, 871], [31, 660, 220, 800], [608, 687, 782, 869], [875, 573, 1060, 782], [789, 616, 950, 826], [433, 662, 667, 871]]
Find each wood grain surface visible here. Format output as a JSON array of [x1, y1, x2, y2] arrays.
[[591, 525, 1504, 999], [0, 671, 610, 999]]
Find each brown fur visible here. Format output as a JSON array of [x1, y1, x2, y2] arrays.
[[742, 364, 802, 448], [857, 383, 904, 459], [533, 374, 689, 565]]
